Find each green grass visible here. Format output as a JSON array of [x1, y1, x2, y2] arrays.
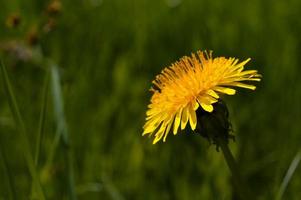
[[1, 59, 46, 200], [1, 0, 301, 199]]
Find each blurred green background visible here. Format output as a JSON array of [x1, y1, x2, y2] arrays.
[[0, 0, 301, 199]]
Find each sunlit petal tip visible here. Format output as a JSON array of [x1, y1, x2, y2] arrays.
[[163, 136, 168, 142], [193, 100, 199, 110], [190, 123, 196, 131], [180, 107, 189, 130], [207, 90, 219, 98], [188, 106, 197, 130], [152, 139, 158, 145], [173, 108, 182, 134], [180, 123, 187, 130], [214, 87, 236, 95], [153, 134, 163, 144], [142, 126, 153, 135], [173, 125, 179, 135], [250, 78, 261, 82], [200, 103, 213, 112], [240, 58, 251, 66], [255, 74, 263, 79]]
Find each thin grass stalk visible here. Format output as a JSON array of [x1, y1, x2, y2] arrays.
[[30, 70, 50, 198], [44, 127, 61, 169], [0, 142, 16, 200], [35, 70, 50, 166], [276, 150, 301, 200], [102, 174, 125, 200], [50, 62, 77, 200], [0, 59, 46, 200]]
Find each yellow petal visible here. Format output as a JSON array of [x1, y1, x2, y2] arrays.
[[214, 86, 236, 95], [143, 120, 159, 135], [230, 58, 251, 73], [220, 77, 261, 84], [181, 106, 189, 130], [163, 118, 174, 142], [204, 95, 218, 104], [226, 69, 258, 79], [247, 78, 261, 81], [143, 112, 169, 135], [173, 107, 183, 135], [146, 108, 159, 116], [200, 103, 213, 112], [206, 89, 219, 99], [225, 82, 256, 90], [142, 124, 156, 136], [192, 99, 199, 110], [142, 117, 162, 135], [188, 104, 197, 130], [152, 124, 166, 144], [161, 114, 175, 141], [197, 95, 217, 105]]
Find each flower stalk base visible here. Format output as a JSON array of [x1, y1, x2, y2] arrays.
[[196, 101, 250, 200]]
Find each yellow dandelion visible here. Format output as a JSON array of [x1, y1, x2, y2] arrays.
[[143, 50, 261, 144]]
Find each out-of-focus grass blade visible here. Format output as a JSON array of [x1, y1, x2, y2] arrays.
[[76, 182, 103, 195], [44, 127, 61, 168], [276, 150, 301, 200], [0, 143, 16, 200], [50, 62, 77, 200], [35, 70, 50, 166], [0, 59, 46, 200], [50, 63, 68, 142], [102, 174, 125, 200]]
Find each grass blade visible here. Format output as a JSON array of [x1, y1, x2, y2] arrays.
[[35, 70, 50, 166], [50, 62, 77, 200], [0, 142, 16, 200], [102, 174, 125, 200], [0, 59, 46, 200], [276, 150, 301, 200]]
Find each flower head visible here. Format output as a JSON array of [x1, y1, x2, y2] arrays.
[[143, 50, 261, 144]]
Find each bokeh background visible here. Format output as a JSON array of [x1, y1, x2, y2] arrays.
[[1, 0, 301, 199]]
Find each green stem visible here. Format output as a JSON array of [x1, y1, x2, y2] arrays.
[[216, 137, 250, 200]]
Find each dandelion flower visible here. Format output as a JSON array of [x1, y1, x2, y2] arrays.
[[143, 50, 261, 144]]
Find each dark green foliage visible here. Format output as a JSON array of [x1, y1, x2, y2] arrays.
[[0, 0, 301, 199]]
